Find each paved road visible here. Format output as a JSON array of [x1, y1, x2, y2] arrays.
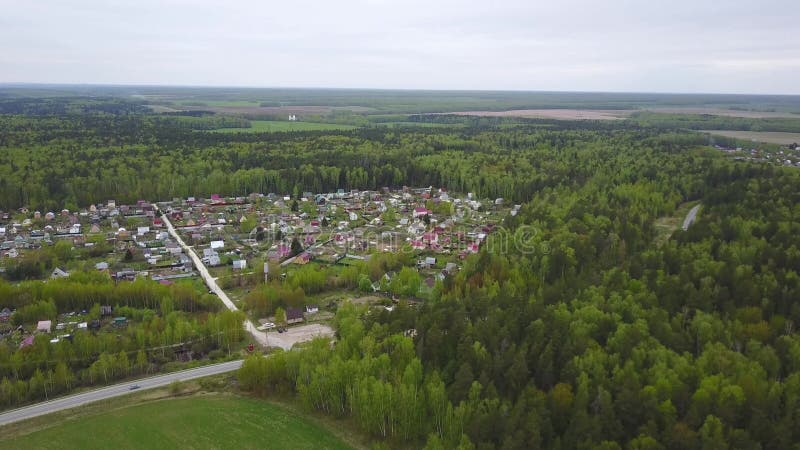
[[0, 360, 243, 427], [682, 204, 701, 231]]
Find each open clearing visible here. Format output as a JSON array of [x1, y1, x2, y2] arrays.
[[446, 109, 630, 120], [265, 323, 335, 350], [0, 394, 353, 450], [700, 130, 800, 145], [653, 201, 700, 247], [211, 120, 357, 133]]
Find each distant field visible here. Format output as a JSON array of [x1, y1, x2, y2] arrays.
[[446, 109, 631, 120], [374, 121, 459, 128], [177, 100, 262, 107], [1, 395, 353, 450], [645, 107, 800, 119], [211, 120, 358, 133], [701, 130, 800, 145]]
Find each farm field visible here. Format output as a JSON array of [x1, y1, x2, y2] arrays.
[[645, 107, 800, 119], [210, 120, 358, 132], [0, 394, 354, 450], [700, 130, 800, 145], [446, 109, 631, 120]]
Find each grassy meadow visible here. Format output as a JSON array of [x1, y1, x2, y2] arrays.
[[1, 394, 354, 450]]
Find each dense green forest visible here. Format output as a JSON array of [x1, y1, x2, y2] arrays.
[[2, 99, 800, 447], [227, 122, 798, 448], [0, 113, 710, 211]]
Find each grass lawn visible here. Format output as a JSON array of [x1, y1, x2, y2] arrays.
[[211, 120, 357, 133], [1, 394, 354, 450]]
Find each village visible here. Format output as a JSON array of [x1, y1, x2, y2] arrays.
[[0, 186, 518, 345]]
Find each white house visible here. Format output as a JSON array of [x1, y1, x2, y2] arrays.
[[233, 260, 247, 270], [37, 320, 52, 333], [51, 267, 69, 279], [210, 240, 224, 249]]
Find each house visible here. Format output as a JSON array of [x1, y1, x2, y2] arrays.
[[95, 261, 109, 271], [113, 317, 127, 326], [423, 232, 439, 244], [51, 267, 69, 279], [210, 240, 224, 250], [19, 335, 34, 349], [305, 305, 319, 314], [413, 207, 429, 218], [0, 308, 11, 322], [100, 305, 113, 316], [286, 307, 304, 325], [37, 320, 52, 333], [232, 259, 247, 270]]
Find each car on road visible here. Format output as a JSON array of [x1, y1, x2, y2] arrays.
[[129, 384, 141, 390]]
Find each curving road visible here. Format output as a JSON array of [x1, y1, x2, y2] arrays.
[[0, 360, 243, 427], [682, 204, 701, 231]]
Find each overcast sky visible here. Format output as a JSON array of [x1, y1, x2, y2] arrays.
[[1, 0, 798, 94]]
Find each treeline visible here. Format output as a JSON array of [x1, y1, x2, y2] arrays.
[[0, 308, 245, 409], [0, 97, 148, 116], [632, 111, 800, 132], [0, 273, 221, 315], [239, 304, 474, 448]]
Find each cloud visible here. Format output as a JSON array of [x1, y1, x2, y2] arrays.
[[0, 0, 798, 93]]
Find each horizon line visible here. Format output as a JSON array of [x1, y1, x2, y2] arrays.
[[1, 82, 799, 98]]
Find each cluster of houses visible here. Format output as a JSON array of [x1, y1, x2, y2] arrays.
[[152, 188, 514, 292], [9, 306, 128, 349], [2, 187, 515, 299], [0, 199, 195, 283], [713, 144, 800, 168]]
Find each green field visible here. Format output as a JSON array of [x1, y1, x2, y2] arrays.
[[1, 395, 353, 450], [211, 120, 358, 133]]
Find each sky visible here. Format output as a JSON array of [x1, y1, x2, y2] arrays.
[[1, 0, 798, 94]]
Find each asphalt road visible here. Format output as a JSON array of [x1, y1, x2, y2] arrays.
[[682, 204, 701, 231], [0, 360, 243, 427]]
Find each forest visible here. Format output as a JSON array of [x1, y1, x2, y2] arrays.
[[1, 97, 800, 448]]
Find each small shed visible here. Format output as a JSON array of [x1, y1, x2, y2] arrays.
[[37, 320, 52, 333]]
